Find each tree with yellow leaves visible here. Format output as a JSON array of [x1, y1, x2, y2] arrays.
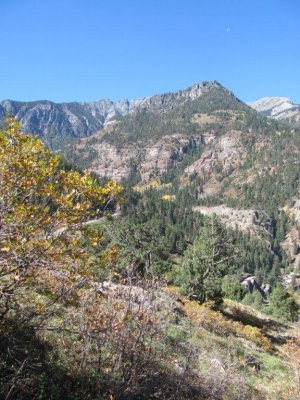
[[0, 117, 122, 317]]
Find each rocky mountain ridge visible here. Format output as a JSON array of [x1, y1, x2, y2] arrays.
[[248, 97, 300, 127], [62, 83, 252, 184], [0, 81, 223, 147]]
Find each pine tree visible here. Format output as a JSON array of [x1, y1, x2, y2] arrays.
[[268, 284, 299, 322], [179, 216, 235, 304]]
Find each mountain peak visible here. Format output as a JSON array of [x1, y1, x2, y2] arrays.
[[248, 97, 300, 126], [184, 80, 225, 99]]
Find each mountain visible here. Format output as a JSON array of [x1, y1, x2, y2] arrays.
[[1, 83, 300, 400], [3, 81, 300, 273], [59, 81, 300, 277], [62, 81, 253, 180], [0, 81, 222, 148], [248, 97, 300, 127], [0, 98, 129, 148]]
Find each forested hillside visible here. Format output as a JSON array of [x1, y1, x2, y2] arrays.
[[60, 82, 300, 288], [1, 81, 300, 399]]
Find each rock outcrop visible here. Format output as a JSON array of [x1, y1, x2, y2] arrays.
[[76, 134, 203, 182], [184, 131, 245, 178], [248, 97, 300, 127], [193, 205, 273, 238], [281, 200, 300, 268], [241, 276, 272, 297]]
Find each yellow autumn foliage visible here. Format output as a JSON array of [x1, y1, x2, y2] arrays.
[[161, 194, 176, 201], [180, 296, 272, 350], [0, 117, 122, 309]]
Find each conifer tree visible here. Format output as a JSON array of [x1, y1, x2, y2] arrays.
[[268, 284, 299, 322], [179, 216, 235, 304]]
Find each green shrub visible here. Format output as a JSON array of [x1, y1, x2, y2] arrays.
[[223, 281, 247, 301], [268, 284, 299, 322]]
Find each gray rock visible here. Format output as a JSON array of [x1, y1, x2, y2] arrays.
[[248, 97, 300, 127], [0, 81, 226, 147]]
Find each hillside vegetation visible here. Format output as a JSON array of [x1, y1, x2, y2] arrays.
[[1, 81, 300, 399], [59, 83, 300, 286]]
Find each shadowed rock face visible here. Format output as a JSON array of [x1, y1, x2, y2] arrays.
[[0, 99, 121, 145], [184, 131, 245, 179], [241, 276, 272, 297]]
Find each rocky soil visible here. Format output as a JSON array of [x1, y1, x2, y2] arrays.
[[193, 205, 273, 237]]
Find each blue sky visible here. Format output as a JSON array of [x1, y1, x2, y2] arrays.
[[1, 0, 299, 103]]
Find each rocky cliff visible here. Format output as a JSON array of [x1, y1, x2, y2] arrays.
[[248, 97, 300, 127]]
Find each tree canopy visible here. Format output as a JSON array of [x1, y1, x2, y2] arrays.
[[0, 117, 122, 317]]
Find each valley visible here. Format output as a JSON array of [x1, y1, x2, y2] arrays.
[[1, 81, 300, 400]]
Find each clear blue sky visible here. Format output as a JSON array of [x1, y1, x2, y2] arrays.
[[1, 0, 299, 103]]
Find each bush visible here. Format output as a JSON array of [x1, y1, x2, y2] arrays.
[[223, 281, 247, 301], [242, 291, 264, 311], [268, 284, 299, 322]]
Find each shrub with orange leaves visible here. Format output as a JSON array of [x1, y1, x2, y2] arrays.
[[182, 297, 272, 350], [281, 336, 300, 394]]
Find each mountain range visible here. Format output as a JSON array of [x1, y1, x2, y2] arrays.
[[2, 81, 299, 148], [0, 81, 223, 147], [2, 81, 300, 270]]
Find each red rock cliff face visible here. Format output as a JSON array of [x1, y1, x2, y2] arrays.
[[77, 134, 204, 182]]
